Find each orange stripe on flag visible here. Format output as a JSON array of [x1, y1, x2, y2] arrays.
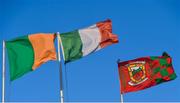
[[29, 33, 57, 70], [96, 19, 119, 48]]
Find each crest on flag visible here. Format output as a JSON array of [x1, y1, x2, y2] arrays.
[[118, 52, 177, 94], [127, 61, 148, 86]]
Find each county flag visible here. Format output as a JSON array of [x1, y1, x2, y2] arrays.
[[118, 52, 177, 94], [6, 33, 57, 81], [59, 19, 119, 63]]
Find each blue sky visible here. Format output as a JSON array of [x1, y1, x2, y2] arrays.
[[0, 0, 179, 102]]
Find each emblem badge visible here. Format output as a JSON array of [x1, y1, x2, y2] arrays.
[[127, 61, 148, 86]]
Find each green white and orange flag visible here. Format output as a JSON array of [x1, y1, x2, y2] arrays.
[[59, 19, 119, 63], [6, 33, 57, 81]]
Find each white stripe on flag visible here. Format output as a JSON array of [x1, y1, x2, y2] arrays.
[[78, 24, 101, 56]]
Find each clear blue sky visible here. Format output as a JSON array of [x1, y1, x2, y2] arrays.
[[0, 0, 179, 102]]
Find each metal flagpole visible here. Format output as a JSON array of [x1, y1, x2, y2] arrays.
[[57, 32, 64, 103], [117, 59, 124, 103], [2, 41, 5, 103], [120, 93, 124, 103]]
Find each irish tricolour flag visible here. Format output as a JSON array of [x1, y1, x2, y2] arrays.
[[60, 19, 119, 63], [6, 33, 57, 80]]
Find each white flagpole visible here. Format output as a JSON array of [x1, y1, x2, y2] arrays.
[[117, 59, 124, 103], [2, 41, 5, 103], [57, 32, 64, 103], [120, 93, 124, 103]]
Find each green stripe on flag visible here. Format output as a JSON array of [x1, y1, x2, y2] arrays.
[[6, 36, 34, 81], [60, 30, 83, 63]]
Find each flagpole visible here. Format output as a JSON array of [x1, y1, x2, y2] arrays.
[[117, 59, 124, 103], [57, 32, 64, 103], [120, 93, 124, 103], [2, 41, 5, 103]]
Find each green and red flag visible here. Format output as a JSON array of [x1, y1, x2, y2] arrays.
[[118, 52, 177, 94]]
